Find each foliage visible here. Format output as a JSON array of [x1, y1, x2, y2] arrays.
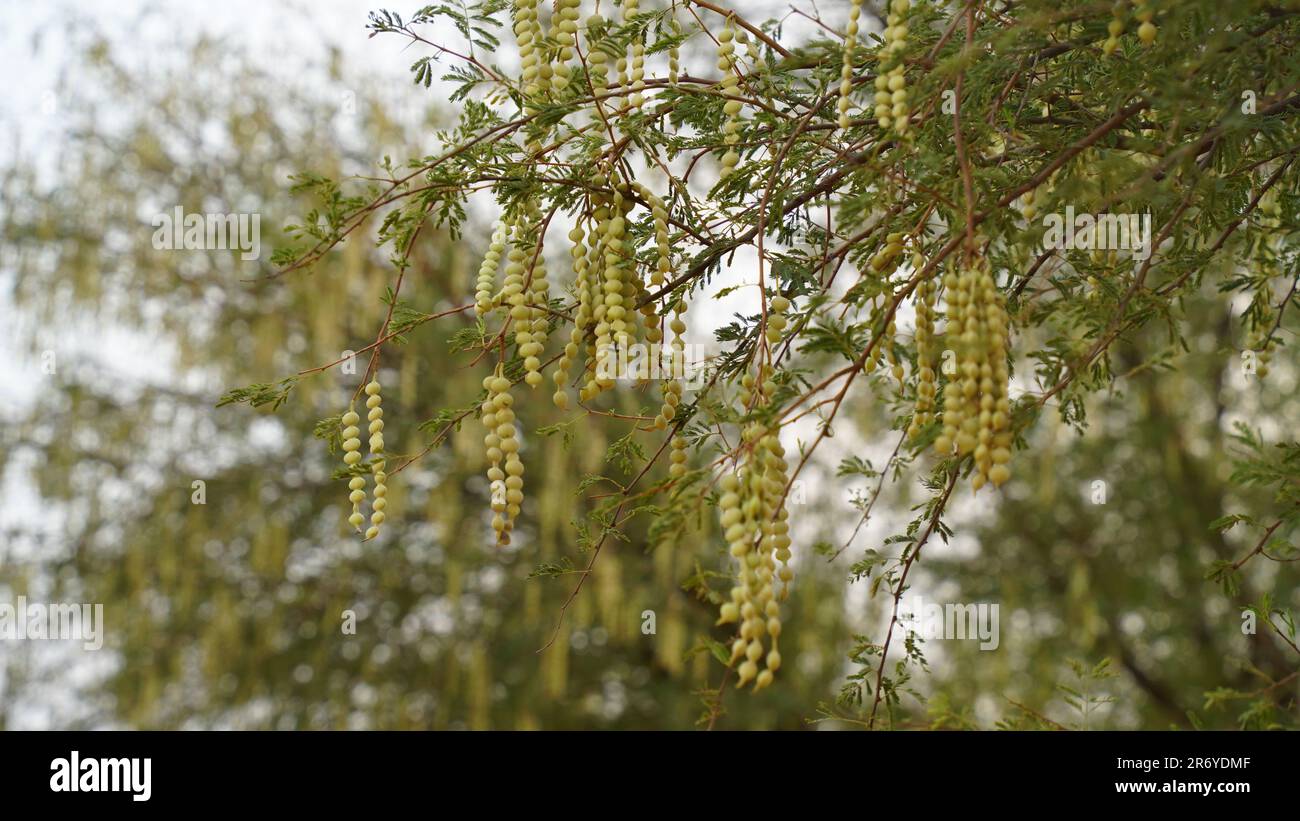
[[3, 0, 1300, 729]]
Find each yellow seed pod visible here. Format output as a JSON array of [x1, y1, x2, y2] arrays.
[[553, 221, 590, 409], [475, 218, 510, 316], [592, 188, 634, 394], [362, 380, 388, 540], [514, 0, 543, 107], [716, 15, 743, 180], [484, 365, 523, 544], [932, 257, 1014, 488], [341, 409, 365, 529], [766, 291, 790, 347], [876, 0, 911, 136], [1103, 1, 1126, 56], [668, 435, 689, 480], [550, 0, 582, 93], [634, 182, 672, 289], [838, 0, 865, 129], [1134, 0, 1156, 44], [717, 390, 793, 690], [909, 259, 938, 441], [654, 300, 688, 428], [668, 15, 682, 86], [585, 15, 609, 91], [623, 0, 646, 110], [508, 212, 548, 390]]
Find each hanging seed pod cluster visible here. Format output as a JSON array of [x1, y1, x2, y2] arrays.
[[716, 415, 792, 691], [908, 252, 938, 441], [482, 367, 524, 544], [716, 15, 744, 179], [337, 379, 388, 540], [363, 380, 388, 540], [934, 258, 1013, 490], [875, 0, 912, 136]]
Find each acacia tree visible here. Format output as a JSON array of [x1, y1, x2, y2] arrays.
[[224, 0, 1300, 725]]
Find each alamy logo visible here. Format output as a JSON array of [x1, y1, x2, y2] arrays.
[[898, 594, 1000, 651], [50, 751, 151, 802], [151, 206, 261, 260], [1041, 206, 1152, 264], [0, 597, 103, 650]]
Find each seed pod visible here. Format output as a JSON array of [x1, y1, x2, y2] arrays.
[[1103, 1, 1126, 56], [656, 300, 687, 429], [553, 220, 590, 409], [526, 230, 550, 389], [475, 218, 511, 316], [717, 382, 794, 690], [592, 185, 633, 395], [363, 380, 388, 540], [341, 409, 365, 530], [716, 16, 742, 180], [668, 15, 682, 86], [514, 0, 544, 109], [766, 291, 790, 347], [484, 365, 523, 544], [508, 212, 548, 389], [909, 254, 938, 441], [668, 434, 689, 480], [877, 0, 911, 136], [550, 0, 582, 93], [632, 181, 672, 290], [1134, 0, 1157, 45], [624, 0, 646, 111], [838, 0, 865, 129], [583, 198, 613, 400], [871, 231, 906, 274], [585, 14, 609, 92], [933, 257, 1014, 489]]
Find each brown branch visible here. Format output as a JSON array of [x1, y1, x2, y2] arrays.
[[867, 467, 959, 729], [688, 0, 793, 58]]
